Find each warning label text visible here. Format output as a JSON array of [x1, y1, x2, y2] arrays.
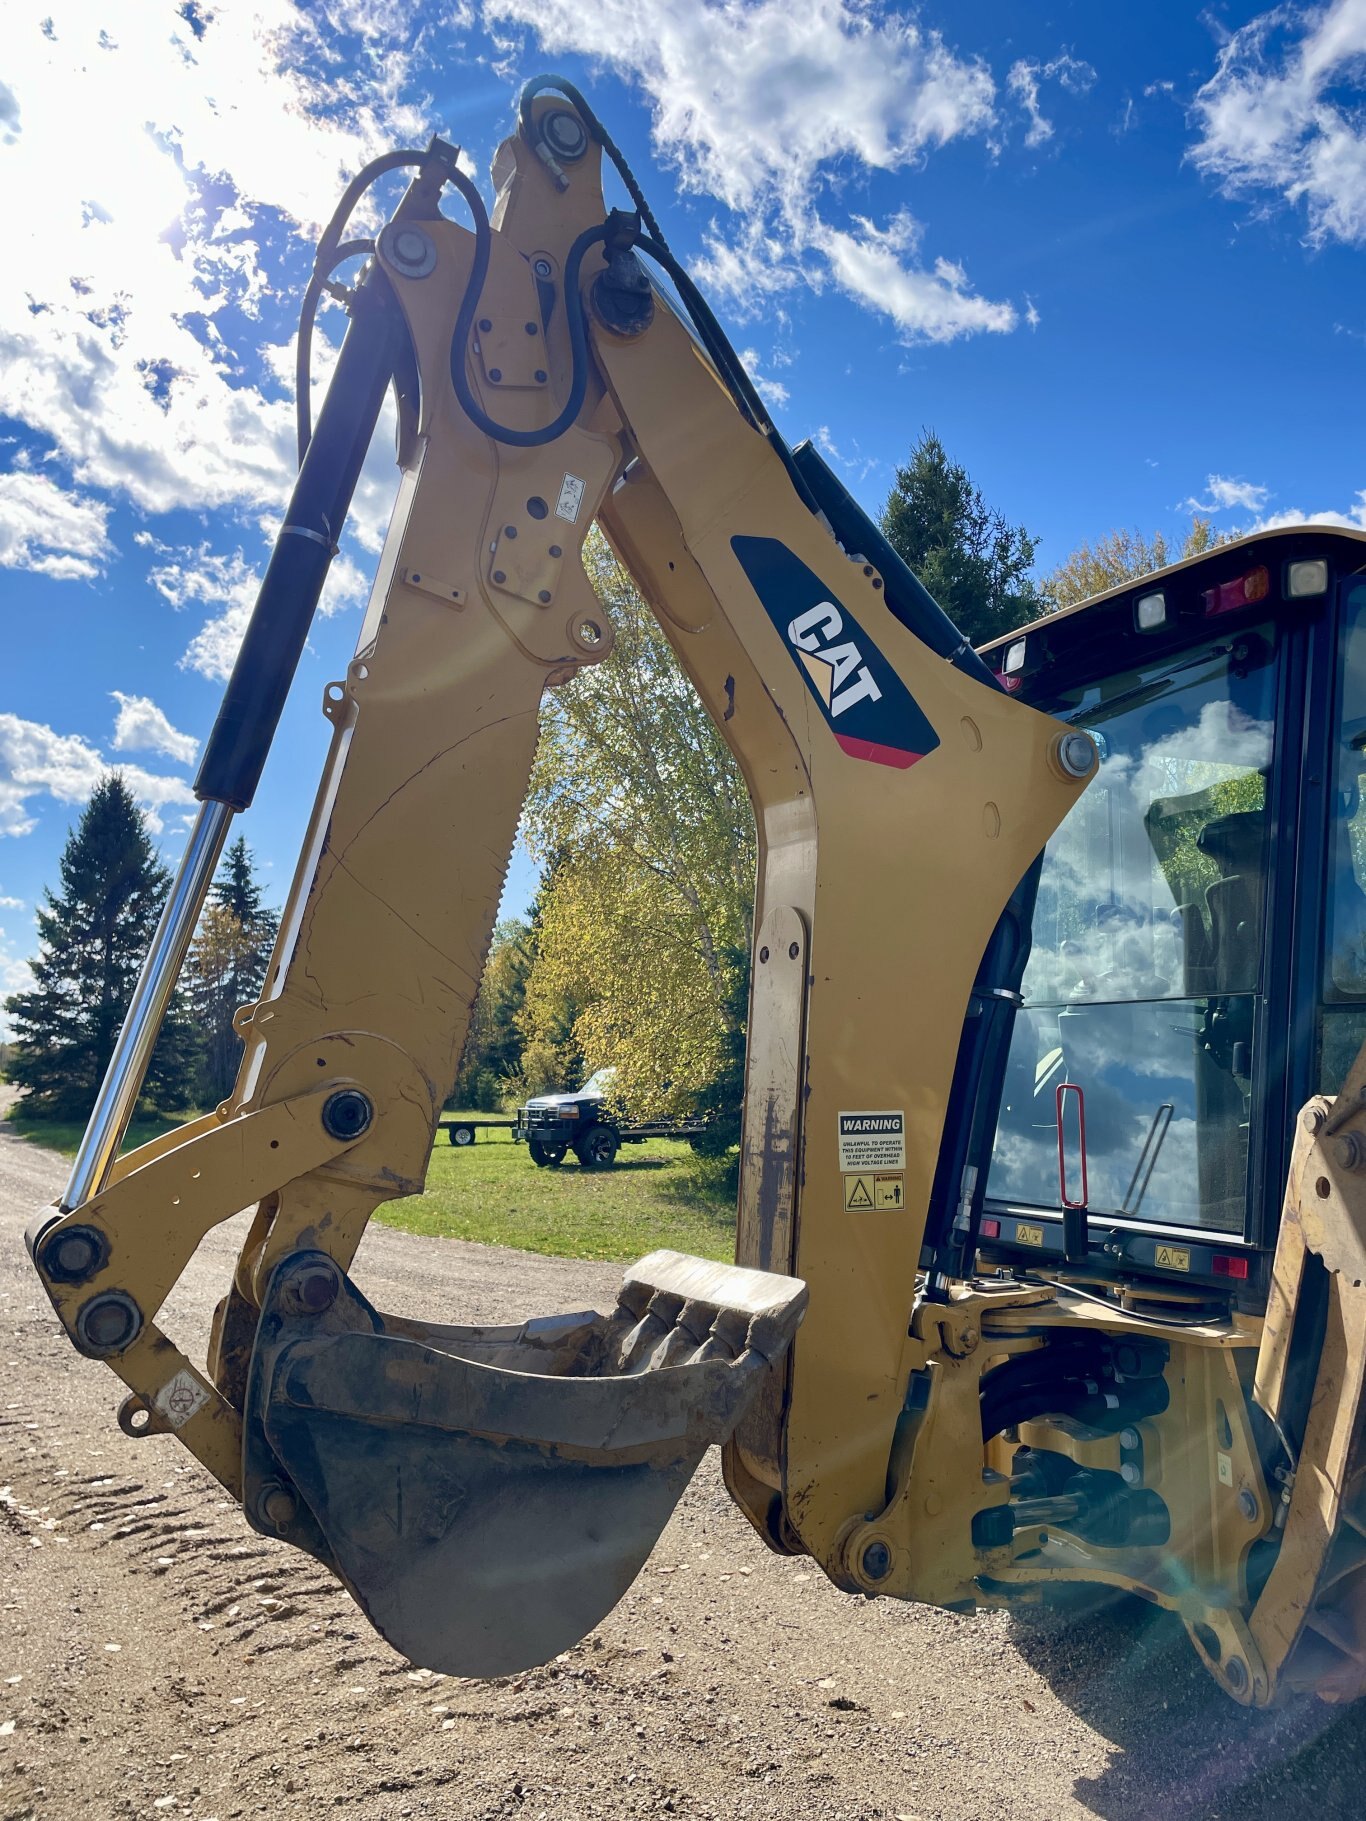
[[837, 1110, 906, 1173]]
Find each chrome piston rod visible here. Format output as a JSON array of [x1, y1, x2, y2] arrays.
[[62, 798, 234, 1210]]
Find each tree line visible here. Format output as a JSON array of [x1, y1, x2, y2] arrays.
[[5, 778, 278, 1119], [4, 429, 1231, 1139]]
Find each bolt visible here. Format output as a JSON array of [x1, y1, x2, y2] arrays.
[[549, 544, 562, 558], [525, 321, 537, 334], [493, 569, 506, 585], [1120, 1462, 1141, 1486], [788, 941, 800, 960], [257, 1483, 298, 1532], [383, 225, 435, 278], [504, 524, 518, 538], [534, 368, 547, 383], [1238, 1488, 1259, 1522], [538, 590, 552, 604], [43, 1224, 103, 1283], [321, 1088, 373, 1142], [478, 317, 492, 332], [76, 1291, 142, 1355], [1119, 1427, 1140, 1450], [861, 1540, 892, 1581], [1055, 731, 1097, 779], [541, 108, 588, 161], [533, 258, 553, 279], [1224, 1657, 1248, 1694], [489, 368, 502, 383], [1303, 1103, 1328, 1135], [285, 1260, 341, 1316], [1332, 1131, 1366, 1172]]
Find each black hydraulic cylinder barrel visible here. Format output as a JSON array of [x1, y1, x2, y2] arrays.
[[194, 273, 404, 811], [791, 439, 1001, 693]]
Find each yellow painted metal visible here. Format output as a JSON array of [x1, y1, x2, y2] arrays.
[[33, 1088, 357, 1490]]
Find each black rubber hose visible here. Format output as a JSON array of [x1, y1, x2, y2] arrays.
[[448, 216, 608, 447], [296, 146, 471, 462], [518, 74, 668, 247]]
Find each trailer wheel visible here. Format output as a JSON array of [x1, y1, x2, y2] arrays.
[[575, 1124, 620, 1169], [448, 1123, 476, 1147], [529, 1140, 567, 1168]]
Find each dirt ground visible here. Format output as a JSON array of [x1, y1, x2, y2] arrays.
[[4, 1116, 1366, 1821]]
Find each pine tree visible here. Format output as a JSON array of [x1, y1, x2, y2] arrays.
[[5, 776, 197, 1119], [880, 430, 1045, 646], [188, 837, 280, 1104]]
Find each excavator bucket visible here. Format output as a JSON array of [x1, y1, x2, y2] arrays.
[[241, 1248, 806, 1675]]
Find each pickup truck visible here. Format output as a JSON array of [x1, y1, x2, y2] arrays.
[[513, 1069, 704, 1168]]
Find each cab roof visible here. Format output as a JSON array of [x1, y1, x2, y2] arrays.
[[978, 524, 1366, 658]]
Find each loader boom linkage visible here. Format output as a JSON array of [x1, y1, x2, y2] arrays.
[[28, 80, 1366, 1707]]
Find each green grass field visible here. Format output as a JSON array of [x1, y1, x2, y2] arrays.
[[3, 1103, 738, 1264], [4, 1104, 192, 1157]]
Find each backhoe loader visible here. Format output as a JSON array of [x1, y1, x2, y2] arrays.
[[26, 78, 1366, 1707]]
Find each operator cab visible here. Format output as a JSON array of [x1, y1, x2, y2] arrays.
[[975, 527, 1366, 1300]]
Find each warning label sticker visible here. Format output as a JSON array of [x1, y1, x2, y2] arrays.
[[153, 1368, 210, 1431], [556, 472, 586, 523], [843, 1172, 906, 1211], [838, 1110, 905, 1173]]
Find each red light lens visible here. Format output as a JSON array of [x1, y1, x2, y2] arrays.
[[1213, 1254, 1250, 1279], [1203, 566, 1269, 617], [980, 1218, 1001, 1239]]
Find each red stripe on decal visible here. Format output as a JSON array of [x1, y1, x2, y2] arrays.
[[833, 734, 924, 769]]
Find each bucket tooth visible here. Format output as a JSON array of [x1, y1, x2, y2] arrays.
[[244, 1249, 806, 1676]]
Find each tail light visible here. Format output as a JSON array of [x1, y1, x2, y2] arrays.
[[1204, 566, 1269, 617]]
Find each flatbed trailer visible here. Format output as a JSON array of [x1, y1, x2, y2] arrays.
[[438, 1115, 517, 1147]]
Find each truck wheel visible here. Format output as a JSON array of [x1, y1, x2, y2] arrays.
[[529, 1140, 567, 1168], [448, 1123, 475, 1147], [575, 1124, 620, 1169]]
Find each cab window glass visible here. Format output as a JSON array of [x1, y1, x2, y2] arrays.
[[1325, 581, 1366, 1001], [1320, 579, 1366, 1093], [990, 628, 1277, 1234]]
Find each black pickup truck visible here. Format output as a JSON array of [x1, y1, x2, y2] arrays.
[[513, 1069, 704, 1168]]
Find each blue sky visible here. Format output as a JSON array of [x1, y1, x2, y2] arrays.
[[2, 0, 1365, 1020]]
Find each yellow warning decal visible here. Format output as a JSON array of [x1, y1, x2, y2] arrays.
[[1015, 1223, 1045, 1247], [844, 1173, 906, 1210], [1156, 1244, 1191, 1272]]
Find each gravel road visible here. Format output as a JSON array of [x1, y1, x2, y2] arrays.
[[3, 1111, 1365, 1821]]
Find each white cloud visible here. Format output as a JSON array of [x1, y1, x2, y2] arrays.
[[815, 211, 1018, 343], [736, 348, 790, 410], [0, 470, 111, 580], [1184, 473, 1272, 513], [813, 423, 880, 484], [148, 540, 372, 681], [485, 0, 1018, 343], [1243, 489, 1366, 531], [1190, 0, 1366, 245], [0, 713, 195, 839], [110, 693, 200, 766], [0, 896, 24, 910], [1007, 52, 1096, 149], [0, 2, 420, 541]]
